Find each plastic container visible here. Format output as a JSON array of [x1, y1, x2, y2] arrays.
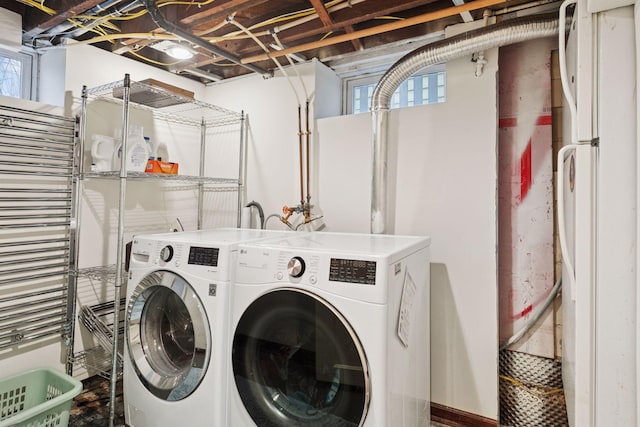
[[90, 134, 117, 171], [0, 367, 83, 427], [112, 125, 150, 172], [154, 141, 169, 162]]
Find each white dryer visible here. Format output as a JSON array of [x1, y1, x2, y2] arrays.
[[124, 228, 290, 427], [227, 231, 431, 427]]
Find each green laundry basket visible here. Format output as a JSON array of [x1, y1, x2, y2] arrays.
[[0, 367, 82, 427]]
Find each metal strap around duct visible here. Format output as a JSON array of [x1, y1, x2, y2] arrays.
[[0, 103, 78, 350]]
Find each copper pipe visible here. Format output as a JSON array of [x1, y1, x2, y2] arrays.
[[298, 105, 305, 207], [305, 100, 311, 210], [241, 0, 508, 64]]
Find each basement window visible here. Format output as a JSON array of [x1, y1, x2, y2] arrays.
[[0, 48, 34, 100], [345, 66, 446, 114]]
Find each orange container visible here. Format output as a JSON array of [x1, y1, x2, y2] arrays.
[[145, 159, 179, 174]]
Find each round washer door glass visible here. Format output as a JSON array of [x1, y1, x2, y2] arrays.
[[127, 270, 210, 401], [232, 289, 369, 426]]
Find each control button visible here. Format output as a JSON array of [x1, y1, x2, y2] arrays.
[[276, 272, 284, 280], [160, 245, 174, 262], [310, 275, 317, 285], [287, 256, 306, 278]]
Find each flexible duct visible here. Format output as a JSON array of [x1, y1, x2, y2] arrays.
[[370, 12, 565, 234], [141, 0, 271, 77]]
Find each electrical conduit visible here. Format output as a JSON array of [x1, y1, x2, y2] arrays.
[[141, 0, 271, 77]]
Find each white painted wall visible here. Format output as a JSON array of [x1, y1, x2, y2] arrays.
[[316, 47, 499, 418], [205, 58, 340, 230], [38, 47, 66, 106], [11, 36, 499, 420]]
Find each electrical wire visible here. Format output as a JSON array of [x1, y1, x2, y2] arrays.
[[199, 0, 363, 43], [272, 32, 309, 102], [71, 32, 179, 45], [375, 16, 405, 21], [320, 31, 334, 41], [68, 0, 361, 59], [158, 0, 216, 7], [128, 49, 185, 66], [229, 18, 302, 104], [17, 0, 56, 15], [499, 375, 564, 396], [78, 8, 147, 22], [67, 18, 110, 38], [499, 277, 563, 351], [28, 0, 361, 74]]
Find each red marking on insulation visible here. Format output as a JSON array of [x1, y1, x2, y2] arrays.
[[499, 117, 517, 128], [520, 304, 533, 317], [520, 139, 532, 201], [498, 115, 552, 128], [536, 115, 552, 126]]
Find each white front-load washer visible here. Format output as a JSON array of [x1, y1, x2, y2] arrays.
[[227, 231, 431, 427], [124, 228, 290, 427]]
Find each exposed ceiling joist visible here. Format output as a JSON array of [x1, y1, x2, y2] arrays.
[[22, 0, 107, 39], [5, 0, 561, 82], [242, 0, 508, 64], [308, 0, 362, 51]]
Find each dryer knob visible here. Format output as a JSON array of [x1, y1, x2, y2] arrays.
[[287, 256, 306, 278], [160, 245, 174, 262]]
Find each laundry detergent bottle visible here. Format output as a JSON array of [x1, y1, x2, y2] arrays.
[[113, 125, 150, 173], [90, 134, 117, 171]]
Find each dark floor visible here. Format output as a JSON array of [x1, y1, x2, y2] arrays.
[[70, 375, 125, 427], [68, 376, 450, 427]]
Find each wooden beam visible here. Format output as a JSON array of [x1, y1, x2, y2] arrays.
[[22, 0, 105, 36], [242, 0, 507, 64], [271, 0, 443, 46], [308, 0, 361, 51], [309, 0, 333, 26], [179, 0, 268, 26], [343, 25, 363, 51]]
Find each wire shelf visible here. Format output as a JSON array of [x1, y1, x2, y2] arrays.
[[72, 347, 122, 380], [75, 265, 125, 283], [86, 79, 242, 127], [79, 298, 125, 361], [81, 171, 239, 187]]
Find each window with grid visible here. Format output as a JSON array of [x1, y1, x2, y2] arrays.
[[0, 48, 34, 100], [347, 68, 446, 115]]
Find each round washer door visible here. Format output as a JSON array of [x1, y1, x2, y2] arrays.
[[127, 270, 210, 401], [232, 289, 370, 426]]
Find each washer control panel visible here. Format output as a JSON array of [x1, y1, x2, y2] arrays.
[[287, 256, 306, 278], [159, 245, 174, 262]]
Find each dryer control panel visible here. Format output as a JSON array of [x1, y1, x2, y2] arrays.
[[329, 258, 377, 285], [236, 246, 389, 304]]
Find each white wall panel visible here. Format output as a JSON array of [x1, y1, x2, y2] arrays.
[[316, 45, 499, 418]]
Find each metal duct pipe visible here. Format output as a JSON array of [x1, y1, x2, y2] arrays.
[[370, 12, 565, 234], [141, 0, 271, 77]]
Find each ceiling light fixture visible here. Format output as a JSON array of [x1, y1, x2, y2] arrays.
[[149, 40, 195, 60], [165, 45, 194, 60]]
